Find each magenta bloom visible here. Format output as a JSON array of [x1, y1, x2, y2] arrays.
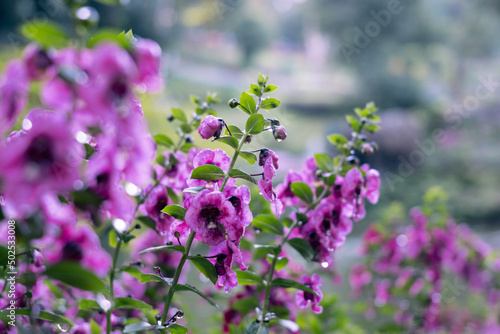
[[198, 115, 224, 140], [22, 44, 54, 80], [309, 201, 353, 252], [258, 179, 283, 217], [259, 149, 279, 181], [223, 185, 253, 227], [145, 185, 175, 236], [0, 110, 82, 216], [208, 239, 247, 293], [132, 38, 163, 92], [185, 189, 237, 246], [272, 125, 287, 141], [350, 264, 372, 297], [0, 60, 29, 135], [296, 273, 323, 314], [193, 149, 231, 172]]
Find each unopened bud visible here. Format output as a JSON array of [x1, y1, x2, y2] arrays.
[[174, 231, 181, 238], [185, 135, 193, 143], [345, 155, 360, 165], [272, 126, 287, 142], [167, 115, 174, 122], [361, 143, 374, 155], [245, 134, 252, 144], [228, 98, 239, 108]]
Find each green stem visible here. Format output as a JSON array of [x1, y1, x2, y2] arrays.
[[219, 131, 248, 192], [161, 231, 196, 325]]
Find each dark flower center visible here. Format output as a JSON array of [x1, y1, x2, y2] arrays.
[[166, 164, 178, 177], [258, 148, 270, 166], [109, 75, 129, 101], [34, 49, 53, 71], [62, 241, 84, 262], [25, 135, 54, 166], [200, 205, 221, 229], [227, 196, 241, 214], [215, 253, 228, 276], [303, 283, 314, 301], [155, 196, 168, 213]]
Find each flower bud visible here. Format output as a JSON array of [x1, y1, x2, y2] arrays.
[[198, 115, 224, 140], [185, 135, 194, 143], [272, 126, 287, 142], [345, 155, 360, 165], [245, 134, 253, 144], [361, 143, 374, 155], [167, 115, 174, 122], [228, 98, 239, 108]]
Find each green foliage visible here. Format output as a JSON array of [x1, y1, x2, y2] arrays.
[[45, 262, 106, 293]]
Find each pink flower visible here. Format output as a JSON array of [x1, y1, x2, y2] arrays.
[[223, 185, 253, 227], [22, 44, 54, 80], [258, 179, 283, 217], [272, 125, 287, 141], [296, 273, 323, 314], [198, 115, 224, 140], [0, 60, 29, 135], [374, 279, 391, 305], [132, 38, 163, 92], [0, 110, 82, 216], [145, 186, 175, 236], [350, 264, 372, 297], [309, 201, 352, 252], [193, 149, 231, 172], [208, 239, 247, 293], [185, 190, 237, 246], [275, 170, 303, 208]]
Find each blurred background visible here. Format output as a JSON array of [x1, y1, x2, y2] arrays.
[[1, 0, 499, 330]]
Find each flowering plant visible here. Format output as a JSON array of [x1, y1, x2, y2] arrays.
[[0, 4, 384, 333]]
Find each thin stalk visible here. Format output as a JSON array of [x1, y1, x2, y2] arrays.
[[161, 231, 196, 324], [219, 131, 248, 191]]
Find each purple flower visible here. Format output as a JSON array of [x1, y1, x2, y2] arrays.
[[132, 38, 163, 92], [198, 115, 224, 140], [193, 149, 231, 172], [258, 179, 283, 217], [223, 185, 253, 227], [350, 264, 372, 297], [185, 189, 237, 246], [208, 239, 247, 293], [145, 186, 175, 236], [0, 110, 82, 216], [22, 44, 54, 80], [309, 201, 352, 252], [0, 60, 29, 135], [296, 273, 323, 314]]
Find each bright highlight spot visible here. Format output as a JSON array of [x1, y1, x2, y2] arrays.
[[113, 218, 127, 233], [75, 131, 89, 144], [396, 234, 408, 247], [22, 119, 32, 130], [125, 182, 141, 196]]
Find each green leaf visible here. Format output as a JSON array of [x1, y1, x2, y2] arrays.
[[161, 205, 187, 220], [263, 84, 278, 93], [365, 124, 381, 133], [216, 136, 239, 149], [90, 319, 101, 334], [79, 299, 101, 311], [188, 256, 218, 285], [346, 115, 360, 132], [240, 151, 257, 165], [245, 114, 265, 135], [245, 320, 269, 334], [257, 73, 269, 87], [290, 182, 314, 204], [94, 0, 122, 4], [226, 125, 244, 139], [20, 20, 68, 48], [180, 123, 192, 133], [228, 169, 256, 184], [271, 278, 319, 296], [267, 254, 289, 271], [254, 244, 280, 256], [87, 29, 131, 49], [327, 134, 348, 147], [314, 153, 334, 172], [109, 229, 118, 248], [168, 324, 189, 334], [252, 214, 284, 235], [139, 244, 185, 254], [175, 284, 219, 309], [239, 92, 257, 114], [84, 144, 96, 160], [235, 270, 265, 285], [1, 309, 73, 327], [190, 165, 225, 181], [232, 297, 260, 314], [287, 238, 315, 261], [260, 98, 280, 110], [249, 84, 262, 97], [120, 265, 144, 280], [139, 273, 173, 285], [137, 216, 158, 232], [182, 186, 206, 194], [171, 108, 188, 123], [154, 134, 174, 148], [180, 143, 197, 153], [113, 297, 152, 310], [45, 262, 106, 293], [0, 246, 8, 266], [123, 322, 159, 333]]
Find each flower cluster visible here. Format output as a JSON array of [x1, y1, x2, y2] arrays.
[[351, 192, 500, 333]]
